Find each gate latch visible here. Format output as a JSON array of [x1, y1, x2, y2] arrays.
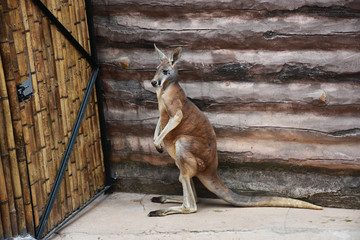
[[17, 59, 34, 102], [17, 76, 33, 102]]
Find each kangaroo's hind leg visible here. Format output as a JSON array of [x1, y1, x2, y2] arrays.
[[148, 174, 197, 216], [148, 137, 199, 216], [151, 178, 198, 204]]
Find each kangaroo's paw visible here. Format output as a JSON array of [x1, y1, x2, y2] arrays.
[[155, 145, 163, 153], [154, 140, 163, 153]]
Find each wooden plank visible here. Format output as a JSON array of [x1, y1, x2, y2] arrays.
[[105, 105, 360, 132], [94, 15, 360, 50], [98, 49, 360, 75], [109, 133, 360, 168], [92, 0, 360, 51], [92, 0, 360, 15]]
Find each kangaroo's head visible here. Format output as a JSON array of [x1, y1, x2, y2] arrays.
[[151, 44, 182, 88]]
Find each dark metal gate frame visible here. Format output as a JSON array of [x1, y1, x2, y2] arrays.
[[30, 1, 112, 239]]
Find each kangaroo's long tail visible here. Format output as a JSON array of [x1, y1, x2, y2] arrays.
[[197, 172, 323, 210]]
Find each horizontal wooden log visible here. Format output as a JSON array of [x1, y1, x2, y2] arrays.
[[93, 0, 360, 51], [92, 0, 360, 14], [104, 78, 360, 106], [106, 118, 360, 142], [95, 10, 360, 33], [111, 158, 360, 208], [145, 81, 360, 106], [96, 33, 360, 52], [98, 49, 360, 85], [100, 66, 359, 89], [94, 15, 360, 39], [109, 130, 360, 170], [105, 103, 360, 132], [111, 152, 360, 184], [98, 48, 360, 74]]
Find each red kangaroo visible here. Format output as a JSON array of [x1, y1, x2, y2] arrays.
[[149, 45, 322, 216]]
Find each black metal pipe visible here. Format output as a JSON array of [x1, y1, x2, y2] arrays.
[[85, 0, 113, 186], [85, 0, 99, 63]]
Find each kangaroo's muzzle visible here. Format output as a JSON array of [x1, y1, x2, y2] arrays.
[[151, 80, 160, 87]]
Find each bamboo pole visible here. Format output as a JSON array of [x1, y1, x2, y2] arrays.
[[77, 0, 91, 204], [0, 13, 6, 239], [38, 2, 65, 225], [88, 99, 101, 192], [0, 157, 11, 239], [70, 0, 91, 202], [56, 1, 76, 217], [37, 3, 62, 229], [79, 0, 105, 191], [61, 0, 80, 212], [23, 0, 59, 230], [94, 93, 106, 188], [19, 0, 51, 224], [65, 0, 90, 208], [0, 113, 13, 240], [0, 201, 3, 239], [1, 0, 32, 235], [46, 0, 73, 217], [6, 0, 44, 229], [73, 0, 87, 207], [0, 47, 17, 239], [74, 0, 97, 197], [0, 1, 35, 235], [67, 0, 86, 207], [36, 1, 63, 229], [57, 0, 74, 217]]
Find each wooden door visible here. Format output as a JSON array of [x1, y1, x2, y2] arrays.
[[0, 0, 107, 238]]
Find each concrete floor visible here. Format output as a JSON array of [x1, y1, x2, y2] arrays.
[[48, 192, 360, 240]]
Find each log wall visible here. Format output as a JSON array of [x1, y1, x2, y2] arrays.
[[93, 0, 360, 208]]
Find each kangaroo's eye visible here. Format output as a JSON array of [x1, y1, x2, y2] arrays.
[[163, 70, 168, 75]]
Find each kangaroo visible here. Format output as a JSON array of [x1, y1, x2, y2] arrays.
[[149, 45, 322, 217]]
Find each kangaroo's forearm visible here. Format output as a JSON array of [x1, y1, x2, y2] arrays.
[[154, 110, 183, 146], [154, 118, 161, 140]]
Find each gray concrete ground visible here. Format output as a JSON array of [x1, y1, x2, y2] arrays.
[[49, 192, 360, 240]]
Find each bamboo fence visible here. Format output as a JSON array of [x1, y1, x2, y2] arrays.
[[0, 0, 105, 238]]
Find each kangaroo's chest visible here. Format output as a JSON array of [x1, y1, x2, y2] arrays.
[[156, 89, 170, 128], [159, 103, 170, 128], [156, 83, 187, 131]]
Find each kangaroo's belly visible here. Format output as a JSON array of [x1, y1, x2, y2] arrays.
[[163, 106, 216, 155]]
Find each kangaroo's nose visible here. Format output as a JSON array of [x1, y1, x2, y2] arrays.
[[151, 81, 157, 87]]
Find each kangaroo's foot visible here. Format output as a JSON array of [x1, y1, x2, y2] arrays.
[[148, 205, 197, 217]]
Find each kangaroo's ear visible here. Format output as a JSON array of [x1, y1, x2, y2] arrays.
[[154, 44, 167, 62], [170, 47, 182, 66]]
